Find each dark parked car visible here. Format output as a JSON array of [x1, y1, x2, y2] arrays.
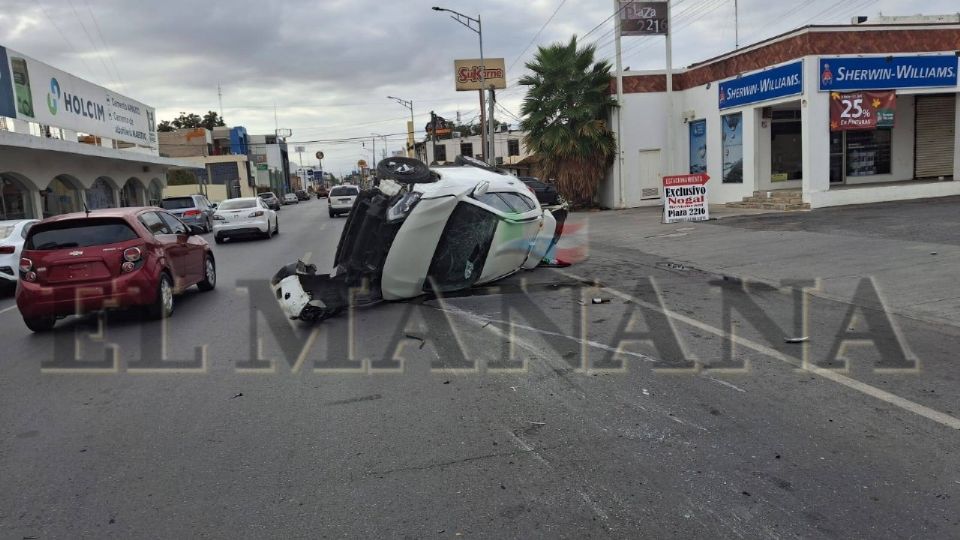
[[258, 192, 281, 210], [518, 176, 560, 206], [295, 189, 310, 201], [161, 194, 215, 232], [16, 208, 216, 332]]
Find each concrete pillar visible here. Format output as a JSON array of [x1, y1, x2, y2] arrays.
[[801, 59, 830, 203], [954, 93, 960, 179], [29, 189, 44, 219], [742, 108, 758, 194]]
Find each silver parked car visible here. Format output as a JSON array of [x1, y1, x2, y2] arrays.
[[161, 194, 216, 232]]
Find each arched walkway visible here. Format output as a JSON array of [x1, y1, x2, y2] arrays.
[[147, 178, 163, 207], [85, 176, 118, 210], [0, 172, 38, 220], [42, 175, 84, 217], [120, 177, 145, 207]]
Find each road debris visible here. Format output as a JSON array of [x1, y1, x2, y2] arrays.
[[405, 332, 426, 349], [591, 297, 610, 304], [528, 421, 546, 426], [784, 336, 809, 344], [230, 393, 243, 399]]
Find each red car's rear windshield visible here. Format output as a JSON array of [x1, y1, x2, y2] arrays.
[[26, 218, 139, 250]]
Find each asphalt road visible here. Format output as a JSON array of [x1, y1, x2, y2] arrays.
[[1, 199, 959, 538]]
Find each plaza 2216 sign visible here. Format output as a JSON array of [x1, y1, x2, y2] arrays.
[[829, 90, 896, 131], [619, 1, 668, 36], [663, 173, 709, 224]]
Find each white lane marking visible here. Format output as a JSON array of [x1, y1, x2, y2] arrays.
[[707, 377, 747, 393], [558, 270, 960, 431], [504, 429, 550, 466], [0, 304, 17, 315], [577, 490, 610, 521]]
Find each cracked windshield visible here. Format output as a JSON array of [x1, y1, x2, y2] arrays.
[[2, 0, 960, 537]]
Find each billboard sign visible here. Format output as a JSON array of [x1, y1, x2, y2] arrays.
[[0, 46, 158, 148], [662, 174, 709, 223], [819, 55, 958, 91], [829, 90, 896, 131], [455, 58, 506, 91], [0, 47, 16, 118], [719, 61, 803, 109], [619, 1, 668, 36]]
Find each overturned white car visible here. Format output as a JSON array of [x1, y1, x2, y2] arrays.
[[272, 156, 568, 322]]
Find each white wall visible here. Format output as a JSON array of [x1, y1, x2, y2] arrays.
[[603, 90, 667, 208]]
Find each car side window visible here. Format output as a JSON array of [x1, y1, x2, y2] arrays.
[[500, 192, 537, 212], [139, 211, 173, 235], [21, 222, 33, 239], [476, 193, 515, 213], [159, 212, 188, 234]]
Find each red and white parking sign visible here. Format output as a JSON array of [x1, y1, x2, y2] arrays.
[[662, 174, 710, 223]]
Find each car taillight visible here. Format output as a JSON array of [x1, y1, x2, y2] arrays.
[[0, 245, 14, 254], [19, 257, 32, 273], [123, 247, 142, 262], [121, 261, 136, 273], [213, 214, 225, 220], [248, 210, 264, 217], [183, 209, 201, 217]]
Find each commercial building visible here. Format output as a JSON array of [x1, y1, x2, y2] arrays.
[[248, 134, 291, 195], [159, 127, 256, 202], [606, 20, 960, 209], [0, 45, 187, 220], [416, 129, 532, 174]]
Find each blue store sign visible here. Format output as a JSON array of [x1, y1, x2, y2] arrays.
[[719, 61, 803, 110], [819, 55, 958, 91]]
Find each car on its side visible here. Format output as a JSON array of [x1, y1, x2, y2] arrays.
[[258, 192, 281, 211], [328, 185, 360, 217], [212, 197, 278, 244], [296, 190, 310, 201], [161, 194, 215, 232], [0, 219, 38, 293], [282, 193, 299, 205], [15, 208, 216, 332]]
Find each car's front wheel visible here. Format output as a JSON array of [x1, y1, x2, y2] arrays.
[[23, 316, 56, 333], [146, 272, 174, 319], [197, 255, 216, 291]]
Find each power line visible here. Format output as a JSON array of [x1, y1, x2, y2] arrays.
[[33, 0, 97, 80], [508, 0, 569, 72], [83, 0, 127, 93]]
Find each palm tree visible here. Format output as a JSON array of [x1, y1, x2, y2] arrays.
[[519, 36, 618, 208]]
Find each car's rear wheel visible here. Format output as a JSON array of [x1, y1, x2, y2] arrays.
[[147, 272, 174, 319], [23, 316, 56, 332], [197, 255, 216, 291], [215, 234, 224, 244], [274, 217, 279, 235], [329, 209, 335, 218]]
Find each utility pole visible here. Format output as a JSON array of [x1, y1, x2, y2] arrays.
[[487, 86, 496, 165], [734, 0, 739, 49], [665, 0, 675, 175], [387, 96, 416, 157], [614, 0, 625, 207], [217, 83, 224, 120], [430, 111, 439, 163]]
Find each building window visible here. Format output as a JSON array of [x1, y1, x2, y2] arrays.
[[209, 162, 238, 185], [508, 139, 520, 156], [435, 144, 447, 162], [460, 142, 473, 157], [721, 113, 743, 183], [846, 129, 892, 176]]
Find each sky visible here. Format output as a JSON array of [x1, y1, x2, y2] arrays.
[[0, 0, 956, 175]]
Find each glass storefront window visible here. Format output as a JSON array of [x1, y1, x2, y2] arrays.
[[846, 129, 892, 177], [0, 175, 35, 220], [721, 113, 743, 183], [771, 119, 803, 181], [42, 177, 82, 217]]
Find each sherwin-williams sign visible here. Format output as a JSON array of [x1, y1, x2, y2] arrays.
[[0, 46, 157, 148], [719, 61, 803, 109], [829, 90, 896, 131], [819, 55, 958, 91]]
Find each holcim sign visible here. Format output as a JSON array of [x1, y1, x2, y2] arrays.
[[662, 173, 710, 223], [454, 58, 507, 91]]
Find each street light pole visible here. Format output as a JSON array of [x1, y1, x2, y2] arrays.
[[432, 6, 494, 166], [387, 96, 415, 158]]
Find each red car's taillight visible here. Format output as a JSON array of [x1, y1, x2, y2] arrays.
[[0, 245, 14, 254], [183, 209, 201, 217], [19, 257, 32, 273], [123, 247, 142, 262]]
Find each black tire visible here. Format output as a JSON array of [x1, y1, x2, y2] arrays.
[[214, 234, 224, 244], [197, 255, 216, 292], [146, 272, 174, 320], [376, 157, 434, 183], [274, 217, 279, 235], [23, 316, 56, 332], [329, 209, 335, 218]]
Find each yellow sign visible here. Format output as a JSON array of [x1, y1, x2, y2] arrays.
[[771, 172, 789, 182], [454, 58, 507, 91], [357, 159, 368, 169]]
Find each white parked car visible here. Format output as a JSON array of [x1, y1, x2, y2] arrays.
[[0, 219, 38, 291], [211, 197, 278, 244], [273, 157, 568, 322], [282, 193, 299, 205], [327, 185, 360, 217]]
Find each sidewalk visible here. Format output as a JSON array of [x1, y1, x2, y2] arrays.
[[570, 203, 960, 328]]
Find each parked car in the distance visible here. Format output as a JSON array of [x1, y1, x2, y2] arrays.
[[316, 185, 329, 199], [16, 208, 216, 331], [295, 190, 310, 201], [258, 192, 281, 210], [212, 197, 278, 243], [282, 193, 299, 205], [161, 194, 215, 232], [0, 219, 38, 293], [328, 185, 360, 217], [518, 177, 560, 206]]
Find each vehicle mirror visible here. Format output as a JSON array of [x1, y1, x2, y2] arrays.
[[210, 203, 218, 210], [473, 181, 490, 197], [188, 225, 204, 236]]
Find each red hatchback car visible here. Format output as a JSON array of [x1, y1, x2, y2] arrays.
[[16, 207, 216, 332]]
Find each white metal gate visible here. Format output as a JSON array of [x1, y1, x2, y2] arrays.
[[627, 149, 661, 207], [914, 95, 956, 179]]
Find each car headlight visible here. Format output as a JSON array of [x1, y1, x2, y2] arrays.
[[386, 191, 422, 223]]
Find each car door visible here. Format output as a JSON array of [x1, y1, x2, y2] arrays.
[[159, 211, 204, 284], [138, 210, 188, 287]]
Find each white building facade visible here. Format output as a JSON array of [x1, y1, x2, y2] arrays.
[[606, 23, 960, 209]]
